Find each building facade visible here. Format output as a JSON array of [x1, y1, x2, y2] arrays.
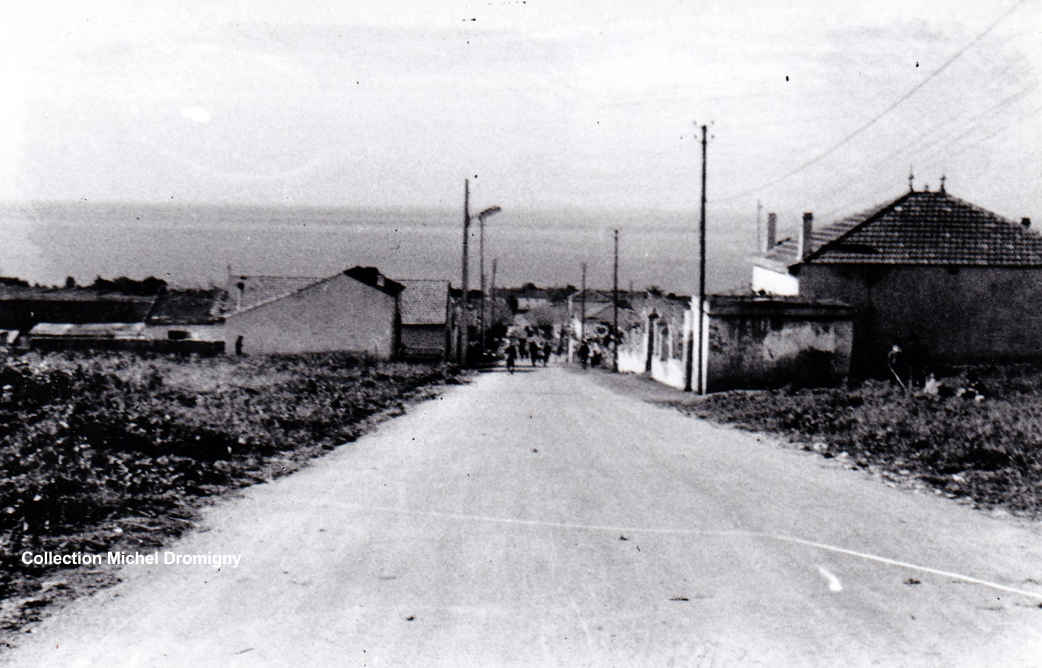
[[223, 267, 403, 357], [753, 187, 1042, 371]]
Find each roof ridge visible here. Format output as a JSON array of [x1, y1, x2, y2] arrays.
[[227, 275, 331, 316], [801, 189, 913, 264], [232, 274, 322, 279], [940, 191, 1022, 229]]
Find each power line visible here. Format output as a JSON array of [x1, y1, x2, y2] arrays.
[[812, 82, 1039, 217], [712, 0, 1030, 204]]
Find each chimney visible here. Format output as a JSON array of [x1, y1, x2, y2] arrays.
[[1022, 217, 1032, 229], [798, 212, 814, 259], [763, 212, 777, 254]]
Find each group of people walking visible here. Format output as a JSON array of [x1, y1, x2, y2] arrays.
[[500, 335, 612, 373], [503, 338, 553, 373]]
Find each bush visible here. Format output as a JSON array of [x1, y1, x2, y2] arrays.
[[677, 368, 1042, 516]]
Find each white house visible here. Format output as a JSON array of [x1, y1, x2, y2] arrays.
[[223, 266, 403, 357]]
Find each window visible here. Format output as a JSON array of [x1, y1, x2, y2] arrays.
[[672, 322, 685, 359]]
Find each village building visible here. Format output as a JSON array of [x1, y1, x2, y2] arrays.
[[616, 294, 855, 392], [397, 279, 453, 360], [222, 266, 404, 357], [0, 283, 155, 350], [143, 289, 226, 354], [753, 184, 1042, 371], [618, 294, 690, 386], [28, 322, 147, 351]]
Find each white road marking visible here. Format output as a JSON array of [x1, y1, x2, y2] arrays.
[[816, 565, 843, 592], [347, 503, 1042, 601]]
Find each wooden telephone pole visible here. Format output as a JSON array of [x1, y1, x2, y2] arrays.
[[489, 258, 497, 343], [612, 229, 619, 372], [697, 124, 708, 394], [458, 179, 470, 366], [580, 262, 587, 342]]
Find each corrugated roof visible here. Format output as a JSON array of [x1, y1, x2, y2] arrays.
[[398, 279, 449, 325], [30, 322, 145, 339], [764, 189, 1042, 267]]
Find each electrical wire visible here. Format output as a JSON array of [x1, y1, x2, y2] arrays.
[[712, 0, 1031, 204]]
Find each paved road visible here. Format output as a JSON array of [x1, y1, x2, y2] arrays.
[[5, 366, 1042, 666]]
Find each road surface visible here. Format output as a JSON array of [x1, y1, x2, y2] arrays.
[[4, 366, 1042, 666]]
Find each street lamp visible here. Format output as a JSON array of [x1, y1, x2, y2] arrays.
[[477, 205, 501, 358]]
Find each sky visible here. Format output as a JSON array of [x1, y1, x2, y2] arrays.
[[1, 0, 1040, 227]]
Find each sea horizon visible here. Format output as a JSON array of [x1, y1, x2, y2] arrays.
[[0, 199, 761, 294]]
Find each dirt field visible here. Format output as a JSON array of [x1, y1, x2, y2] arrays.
[[0, 350, 463, 644]]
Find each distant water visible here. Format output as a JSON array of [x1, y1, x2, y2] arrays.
[[0, 201, 756, 294]]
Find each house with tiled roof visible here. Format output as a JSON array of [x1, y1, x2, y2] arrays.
[[397, 279, 452, 360], [223, 266, 404, 357], [753, 184, 1042, 370]]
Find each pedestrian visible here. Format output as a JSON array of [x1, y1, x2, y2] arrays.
[[505, 341, 517, 374], [887, 344, 906, 390], [529, 339, 540, 367], [542, 341, 551, 366], [577, 340, 590, 369], [518, 336, 528, 360]]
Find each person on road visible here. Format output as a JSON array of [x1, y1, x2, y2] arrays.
[[505, 342, 517, 374], [577, 340, 590, 369], [529, 340, 540, 367], [541, 341, 551, 367]]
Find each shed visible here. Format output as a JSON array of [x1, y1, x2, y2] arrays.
[[397, 279, 451, 360]]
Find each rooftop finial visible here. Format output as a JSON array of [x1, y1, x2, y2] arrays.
[[908, 168, 915, 192], [940, 174, 946, 194]]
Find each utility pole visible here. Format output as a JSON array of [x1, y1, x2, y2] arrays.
[[613, 229, 619, 373], [459, 178, 470, 366], [489, 258, 498, 343], [479, 207, 486, 358], [475, 206, 501, 360], [696, 124, 708, 394], [756, 199, 763, 254], [580, 262, 587, 342]]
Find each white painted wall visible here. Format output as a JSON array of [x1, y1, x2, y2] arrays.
[[752, 265, 799, 296], [224, 274, 397, 357], [143, 323, 225, 342]]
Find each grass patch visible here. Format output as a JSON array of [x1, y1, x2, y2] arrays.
[[0, 350, 463, 640], [670, 366, 1042, 518]]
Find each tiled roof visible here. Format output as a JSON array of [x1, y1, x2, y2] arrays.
[[220, 267, 403, 316], [146, 290, 225, 325], [0, 288, 155, 328], [220, 275, 320, 314], [763, 189, 1042, 267], [343, 266, 405, 297], [398, 279, 449, 325], [583, 302, 627, 323]]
